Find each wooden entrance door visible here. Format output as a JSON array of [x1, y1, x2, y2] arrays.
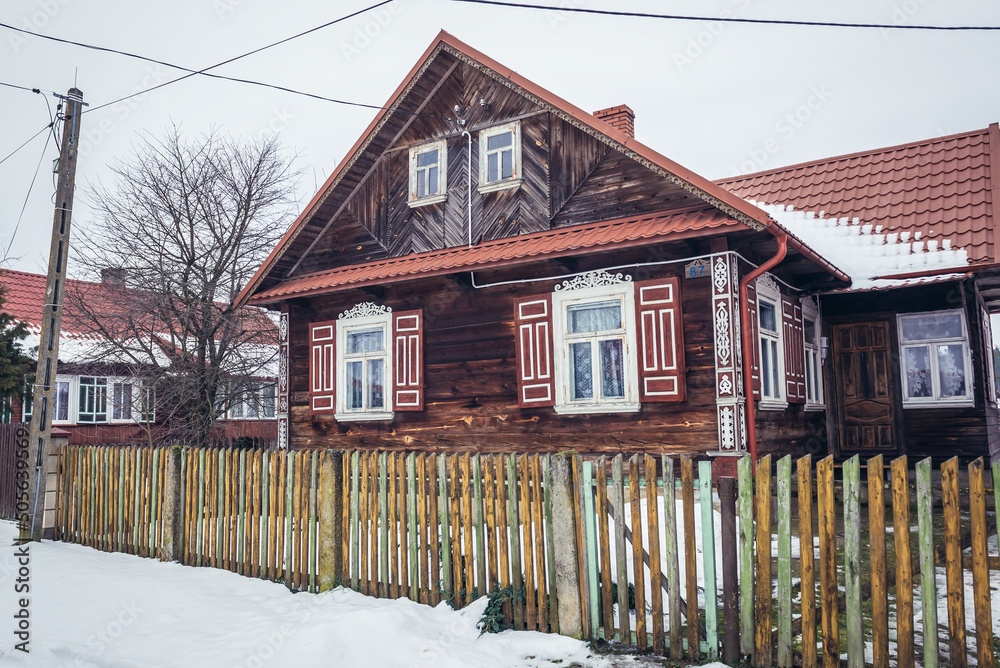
[[831, 321, 899, 454]]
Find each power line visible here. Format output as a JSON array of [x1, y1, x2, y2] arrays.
[[5, 115, 57, 259], [0, 123, 52, 168], [450, 0, 1000, 30], [0, 81, 41, 94], [0, 2, 450, 121]]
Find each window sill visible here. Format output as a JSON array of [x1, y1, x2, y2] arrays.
[[902, 399, 974, 409], [407, 193, 447, 208], [335, 411, 394, 422], [478, 178, 522, 195], [757, 400, 788, 412], [804, 403, 826, 412], [554, 402, 640, 416]]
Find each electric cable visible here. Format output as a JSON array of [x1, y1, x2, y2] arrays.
[[5, 121, 54, 259], [449, 0, 1000, 30], [0, 123, 51, 167]]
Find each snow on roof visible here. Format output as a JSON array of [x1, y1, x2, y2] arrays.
[[751, 200, 970, 291]]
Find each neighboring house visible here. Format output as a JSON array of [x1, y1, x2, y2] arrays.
[[0, 268, 279, 445], [236, 31, 999, 463]]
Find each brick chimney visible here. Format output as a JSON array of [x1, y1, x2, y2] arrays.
[[593, 104, 635, 139], [101, 267, 127, 285]]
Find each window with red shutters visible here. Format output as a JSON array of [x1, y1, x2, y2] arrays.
[[513, 295, 556, 408], [393, 310, 423, 411], [782, 296, 806, 404], [634, 277, 686, 403], [309, 321, 336, 414]]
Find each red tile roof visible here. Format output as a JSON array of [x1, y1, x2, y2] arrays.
[[0, 268, 115, 334], [247, 208, 742, 304], [718, 124, 1000, 265]]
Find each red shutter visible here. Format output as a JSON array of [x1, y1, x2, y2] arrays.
[[309, 321, 336, 415], [782, 296, 806, 404], [393, 310, 423, 411], [747, 281, 761, 400], [635, 277, 686, 402], [513, 295, 556, 408]]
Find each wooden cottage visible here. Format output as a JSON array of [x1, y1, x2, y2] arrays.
[[237, 31, 1000, 463]]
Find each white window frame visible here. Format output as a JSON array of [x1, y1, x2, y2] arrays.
[[78, 376, 109, 423], [982, 306, 996, 405], [23, 374, 74, 424], [408, 139, 447, 207], [110, 378, 156, 424], [336, 313, 393, 421], [478, 121, 522, 193], [552, 282, 639, 415], [756, 277, 787, 411], [898, 309, 974, 407], [801, 298, 824, 411]]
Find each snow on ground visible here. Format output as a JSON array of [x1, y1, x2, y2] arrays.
[[0, 521, 662, 668]]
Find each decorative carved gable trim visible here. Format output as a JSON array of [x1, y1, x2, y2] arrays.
[[339, 302, 392, 320]]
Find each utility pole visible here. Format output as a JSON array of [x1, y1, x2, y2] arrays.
[[19, 87, 84, 542]]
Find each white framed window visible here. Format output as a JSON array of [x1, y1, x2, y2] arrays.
[[336, 313, 393, 421], [23, 375, 72, 424], [898, 309, 973, 406], [78, 376, 108, 423], [408, 140, 447, 206], [802, 298, 824, 409], [227, 381, 275, 420], [981, 306, 996, 404], [478, 121, 522, 193], [552, 282, 639, 414], [111, 379, 155, 423], [756, 277, 786, 409]]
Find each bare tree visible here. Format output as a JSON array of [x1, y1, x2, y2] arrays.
[[69, 127, 297, 444]]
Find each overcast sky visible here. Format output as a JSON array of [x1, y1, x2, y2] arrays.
[[2, 0, 1000, 279]]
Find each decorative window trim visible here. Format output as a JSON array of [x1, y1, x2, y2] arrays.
[[335, 312, 394, 421], [408, 139, 447, 207], [552, 281, 640, 415], [478, 121, 522, 194], [801, 297, 824, 411], [898, 309, 974, 407], [755, 275, 786, 411]]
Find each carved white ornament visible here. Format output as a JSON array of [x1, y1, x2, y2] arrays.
[[279, 313, 288, 342], [720, 407, 735, 450], [339, 302, 392, 319], [755, 273, 780, 297], [719, 373, 733, 396], [713, 256, 729, 294], [278, 418, 288, 450], [555, 270, 632, 292], [714, 301, 731, 366], [739, 404, 747, 448], [278, 355, 287, 391]]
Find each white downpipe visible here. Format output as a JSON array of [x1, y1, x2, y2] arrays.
[[462, 129, 472, 247]]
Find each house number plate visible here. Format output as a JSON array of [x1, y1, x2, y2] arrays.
[[684, 258, 710, 279]]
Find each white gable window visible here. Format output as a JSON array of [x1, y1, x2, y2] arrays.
[[552, 280, 639, 414], [478, 121, 522, 192], [898, 310, 973, 406], [755, 276, 786, 409], [408, 139, 447, 206], [802, 298, 824, 409]]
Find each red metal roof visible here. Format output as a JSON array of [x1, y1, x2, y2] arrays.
[[719, 124, 1000, 264], [247, 208, 740, 304]]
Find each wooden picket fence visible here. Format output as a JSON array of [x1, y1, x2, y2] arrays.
[[54, 444, 322, 592], [342, 450, 560, 632], [50, 444, 1000, 666]]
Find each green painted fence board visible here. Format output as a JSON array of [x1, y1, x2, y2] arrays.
[[349, 451, 360, 591], [583, 460, 600, 638], [737, 455, 754, 660], [916, 457, 939, 668], [662, 456, 682, 659], [776, 455, 792, 668], [543, 455, 558, 629], [310, 452, 319, 592], [507, 454, 524, 630], [285, 451, 295, 589], [611, 454, 629, 643], [843, 455, 863, 668], [699, 460, 718, 660], [237, 449, 246, 568], [150, 448, 160, 557], [379, 452, 389, 598]]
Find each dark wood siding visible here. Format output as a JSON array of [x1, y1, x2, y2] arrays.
[[286, 248, 719, 455]]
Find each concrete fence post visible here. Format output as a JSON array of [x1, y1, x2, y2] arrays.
[[158, 446, 183, 562], [318, 449, 344, 591], [41, 430, 68, 539], [550, 452, 584, 639]]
